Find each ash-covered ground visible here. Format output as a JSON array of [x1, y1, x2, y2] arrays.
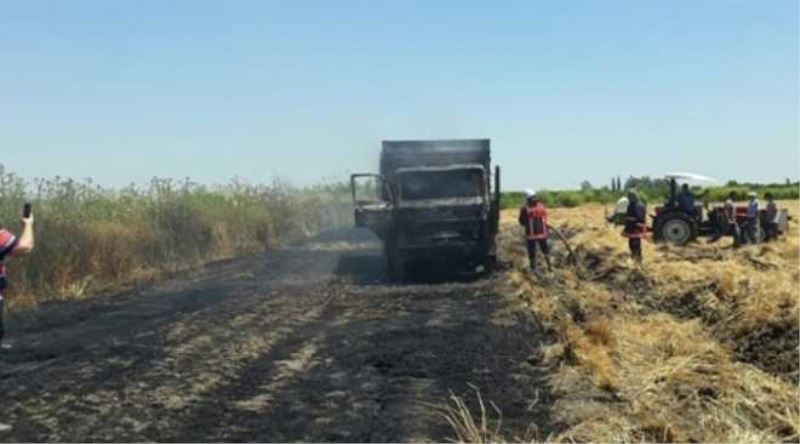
[[0, 228, 552, 442]]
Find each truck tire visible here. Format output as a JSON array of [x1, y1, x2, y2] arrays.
[[482, 244, 498, 272], [653, 211, 698, 246], [484, 254, 497, 271], [387, 249, 405, 282]]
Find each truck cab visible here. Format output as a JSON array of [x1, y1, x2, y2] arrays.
[[351, 139, 500, 281]]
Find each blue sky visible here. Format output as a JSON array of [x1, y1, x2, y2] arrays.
[[1, 0, 797, 190]]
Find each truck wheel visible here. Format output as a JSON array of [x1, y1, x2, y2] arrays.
[[387, 252, 405, 282], [654, 211, 698, 246], [485, 254, 497, 271], [481, 240, 498, 272]]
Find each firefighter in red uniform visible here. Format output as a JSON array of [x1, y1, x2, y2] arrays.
[[518, 189, 552, 272], [622, 190, 646, 261]]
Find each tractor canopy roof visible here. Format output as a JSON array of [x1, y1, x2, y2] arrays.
[[664, 172, 717, 187]]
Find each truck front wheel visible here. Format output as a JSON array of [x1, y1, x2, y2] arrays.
[[386, 250, 406, 282]]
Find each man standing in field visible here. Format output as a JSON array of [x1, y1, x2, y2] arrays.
[[0, 208, 35, 351], [518, 189, 552, 273], [722, 191, 741, 247], [622, 190, 646, 262], [764, 192, 779, 241], [743, 191, 761, 244]]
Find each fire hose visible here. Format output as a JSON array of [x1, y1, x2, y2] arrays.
[[547, 224, 579, 269]]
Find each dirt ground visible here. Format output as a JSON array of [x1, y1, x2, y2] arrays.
[[0, 228, 553, 442]]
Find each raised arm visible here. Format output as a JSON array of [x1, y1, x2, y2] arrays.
[[11, 212, 34, 256]]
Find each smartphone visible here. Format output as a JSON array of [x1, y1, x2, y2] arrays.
[[23, 203, 32, 218]]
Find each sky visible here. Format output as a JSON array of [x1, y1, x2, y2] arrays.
[[1, 0, 798, 191]]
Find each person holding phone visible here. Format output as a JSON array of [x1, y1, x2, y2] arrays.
[[0, 204, 35, 351]]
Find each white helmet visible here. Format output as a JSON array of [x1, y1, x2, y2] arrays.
[[524, 188, 537, 199]]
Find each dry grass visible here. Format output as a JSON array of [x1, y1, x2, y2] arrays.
[[496, 200, 799, 443], [436, 388, 508, 443], [0, 168, 351, 309]]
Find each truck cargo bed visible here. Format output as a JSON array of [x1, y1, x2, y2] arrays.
[[380, 139, 490, 177]]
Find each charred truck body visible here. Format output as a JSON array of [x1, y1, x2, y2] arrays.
[[351, 139, 500, 281]]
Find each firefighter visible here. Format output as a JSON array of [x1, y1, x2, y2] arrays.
[[518, 189, 552, 273], [622, 190, 646, 261]]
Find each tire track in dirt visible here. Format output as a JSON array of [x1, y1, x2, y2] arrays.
[[0, 229, 552, 442]]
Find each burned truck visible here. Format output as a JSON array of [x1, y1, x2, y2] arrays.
[[350, 139, 500, 281]]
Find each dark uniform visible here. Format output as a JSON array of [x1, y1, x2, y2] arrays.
[[622, 198, 646, 261], [518, 201, 552, 272], [676, 187, 696, 216]]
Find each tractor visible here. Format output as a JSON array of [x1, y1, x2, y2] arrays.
[[650, 173, 790, 245]]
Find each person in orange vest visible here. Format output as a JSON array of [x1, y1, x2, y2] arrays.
[[622, 190, 647, 261], [518, 189, 552, 272]]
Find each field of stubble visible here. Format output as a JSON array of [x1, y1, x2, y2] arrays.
[[496, 201, 799, 442]]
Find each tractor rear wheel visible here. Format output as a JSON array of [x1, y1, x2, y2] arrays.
[[654, 211, 698, 246]]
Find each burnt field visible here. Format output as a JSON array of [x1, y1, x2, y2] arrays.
[[0, 229, 551, 443]]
